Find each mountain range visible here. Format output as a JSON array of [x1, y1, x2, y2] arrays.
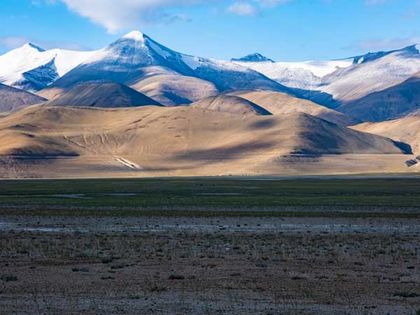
[[0, 30, 419, 177]]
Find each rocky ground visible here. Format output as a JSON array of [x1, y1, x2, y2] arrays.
[[1, 215, 419, 314]]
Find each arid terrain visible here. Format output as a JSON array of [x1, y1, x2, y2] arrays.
[[0, 94, 418, 179], [0, 32, 419, 178], [0, 178, 419, 314], [0, 5, 419, 315], [1, 216, 419, 314]]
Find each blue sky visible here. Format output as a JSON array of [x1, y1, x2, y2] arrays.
[[0, 0, 419, 61]]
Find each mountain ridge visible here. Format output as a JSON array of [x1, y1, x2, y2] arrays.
[[0, 83, 46, 113], [0, 31, 419, 126], [42, 30, 288, 103]]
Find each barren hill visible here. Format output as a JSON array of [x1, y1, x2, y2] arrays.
[[353, 113, 420, 154], [0, 104, 411, 178], [191, 95, 272, 116], [129, 66, 219, 106], [338, 73, 420, 122], [45, 82, 161, 108], [0, 83, 46, 113], [231, 90, 359, 125]]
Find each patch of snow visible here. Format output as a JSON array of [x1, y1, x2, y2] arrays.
[[81, 48, 111, 64], [274, 60, 354, 78], [234, 59, 353, 78], [181, 55, 203, 70], [233, 58, 354, 89], [209, 58, 251, 72], [115, 157, 142, 170], [122, 30, 145, 42], [49, 49, 97, 76], [182, 54, 250, 72], [147, 40, 172, 59]]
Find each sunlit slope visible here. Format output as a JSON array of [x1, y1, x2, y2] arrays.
[[0, 105, 404, 156], [231, 90, 359, 125], [353, 114, 420, 154], [45, 82, 161, 108]]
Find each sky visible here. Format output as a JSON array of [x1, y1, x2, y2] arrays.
[[0, 0, 419, 61]]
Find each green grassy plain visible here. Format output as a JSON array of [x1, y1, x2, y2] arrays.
[[1, 177, 420, 218]]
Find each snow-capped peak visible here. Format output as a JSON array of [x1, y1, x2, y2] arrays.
[[122, 30, 146, 42], [231, 53, 274, 63], [351, 44, 419, 65], [0, 42, 97, 91], [401, 44, 419, 54], [23, 43, 45, 52], [3, 43, 45, 56]]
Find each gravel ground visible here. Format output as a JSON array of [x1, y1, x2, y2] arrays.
[[1, 214, 419, 314]]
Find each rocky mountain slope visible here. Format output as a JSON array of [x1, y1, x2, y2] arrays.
[[0, 83, 46, 113], [40, 31, 288, 105], [0, 43, 96, 91], [338, 72, 420, 122]]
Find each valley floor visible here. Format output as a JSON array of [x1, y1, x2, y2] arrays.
[[0, 178, 419, 314], [0, 153, 417, 179]]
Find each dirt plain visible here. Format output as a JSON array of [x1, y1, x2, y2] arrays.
[[0, 178, 419, 314], [1, 216, 419, 314]]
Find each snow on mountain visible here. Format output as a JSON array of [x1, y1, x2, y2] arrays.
[[52, 31, 197, 87], [233, 58, 353, 89], [50, 31, 287, 97], [0, 43, 97, 91], [3, 31, 417, 109], [233, 45, 420, 106], [336, 72, 420, 122], [281, 60, 355, 78], [20, 59, 59, 91], [122, 30, 147, 42], [319, 45, 420, 102], [234, 61, 321, 89], [351, 45, 419, 65]]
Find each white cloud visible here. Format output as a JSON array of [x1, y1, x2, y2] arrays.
[[33, 0, 403, 33], [47, 0, 295, 31], [228, 2, 258, 16], [53, 0, 209, 33]]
